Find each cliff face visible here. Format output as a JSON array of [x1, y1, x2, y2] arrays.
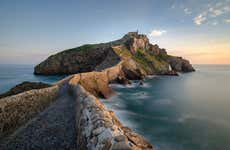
[[167, 56, 195, 72], [34, 45, 121, 75], [34, 32, 195, 75], [65, 61, 138, 98]]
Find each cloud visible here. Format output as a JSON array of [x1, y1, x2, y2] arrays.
[[209, 8, 224, 17], [209, 5, 230, 17], [184, 8, 192, 15], [192, 1, 230, 26], [193, 13, 207, 25], [224, 19, 230, 23], [149, 30, 167, 37]]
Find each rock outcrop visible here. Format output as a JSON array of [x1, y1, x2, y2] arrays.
[[0, 81, 51, 99], [62, 59, 147, 99], [167, 56, 195, 72], [34, 32, 195, 75], [62, 54, 179, 99]]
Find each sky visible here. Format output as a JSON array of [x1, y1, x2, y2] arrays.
[[0, 0, 229, 64]]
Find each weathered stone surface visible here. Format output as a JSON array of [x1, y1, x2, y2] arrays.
[[66, 60, 147, 98], [93, 127, 105, 136], [0, 78, 154, 149], [123, 32, 150, 54], [162, 70, 179, 76], [72, 84, 154, 150], [114, 135, 127, 142], [0, 85, 76, 149], [148, 44, 167, 56], [68, 70, 115, 98], [167, 56, 195, 72], [112, 141, 132, 150], [0, 86, 59, 138], [121, 60, 143, 80], [0, 81, 50, 99]]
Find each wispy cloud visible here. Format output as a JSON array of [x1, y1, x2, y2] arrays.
[[149, 30, 167, 37], [192, 1, 230, 26], [224, 19, 230, 23], [184, 8, 192, 15], [208, 2, 229, 17], [194, 13, 207, 25], [209, 7, 224, 17]]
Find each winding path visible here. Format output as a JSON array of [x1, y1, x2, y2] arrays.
[[0, 85, 77, 150]]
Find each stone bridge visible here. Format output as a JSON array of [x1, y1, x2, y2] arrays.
[[0, 79, 153, 150]]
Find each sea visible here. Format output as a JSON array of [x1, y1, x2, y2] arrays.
[[0, 64, 66, 93], [0, 64, 230, 150]]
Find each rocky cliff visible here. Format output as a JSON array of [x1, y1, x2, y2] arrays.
[[34, 32, 195, 75]]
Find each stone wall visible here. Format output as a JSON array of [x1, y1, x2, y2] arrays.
[[0, 86, 59, 138], [67, 60, 146, 99], [71, 84, 153, 150], [66, 62, 119, 98]]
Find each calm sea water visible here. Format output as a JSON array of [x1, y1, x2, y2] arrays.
[[1, 64, 230, 150], [102, 65, 230, 150], [0, 64, 66, 93]]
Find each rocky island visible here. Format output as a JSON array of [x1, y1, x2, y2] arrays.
[[35, 32, 194, 75], [0, 32, 194, 150]]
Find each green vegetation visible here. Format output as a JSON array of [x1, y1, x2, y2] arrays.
[[113, 46, 168, 73], [63, 44, 97, 54], [157, 52, 169, 61], [52, 44, 97, 57], [134, 49, 167, 73], [112, 46, 132, 59], [113, 46, 168, 74]]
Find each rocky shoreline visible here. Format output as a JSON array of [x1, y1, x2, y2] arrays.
[[0, 32, 195, 149]]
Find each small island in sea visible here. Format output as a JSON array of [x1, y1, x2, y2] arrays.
[[0, 32, 194, 149], [1, 1, 230, 149]]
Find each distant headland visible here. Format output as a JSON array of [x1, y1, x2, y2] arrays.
[[34, 31, 194, 75]]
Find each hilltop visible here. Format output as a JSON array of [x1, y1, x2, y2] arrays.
[[34, 32, 195, 75]]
